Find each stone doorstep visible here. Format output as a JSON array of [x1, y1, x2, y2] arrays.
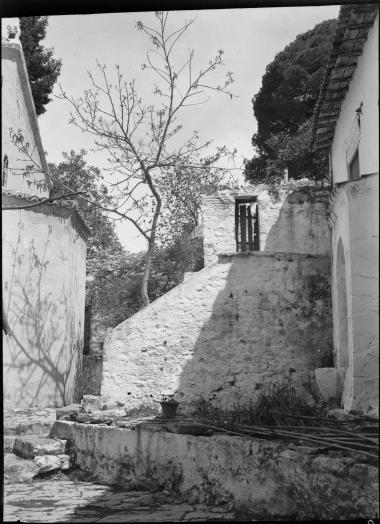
[[13, 435, 67, 459]]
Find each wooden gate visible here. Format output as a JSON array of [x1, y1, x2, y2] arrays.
[[235, 197, 260, 252]]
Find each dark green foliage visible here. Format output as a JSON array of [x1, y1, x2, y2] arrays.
[[19, 17, 62, 116], [49, 150, 124, 261], [88, 233, 203, 329], [246, 19, 336, 184]]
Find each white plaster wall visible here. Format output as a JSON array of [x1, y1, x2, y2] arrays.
[[201, 184, 331, 265], [331, 189, 355, 409], [101, 253, 332, 411], [331, 175, 379, 414], [2, 207, 87, 408], [331, 14, 379, 182], [2, 43, 49, 196]]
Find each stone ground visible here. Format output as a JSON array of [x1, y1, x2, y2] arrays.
[[4, 474, 240, 522], [3, 408, 244, 522]]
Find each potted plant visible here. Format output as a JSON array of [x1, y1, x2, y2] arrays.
[[160, 394, 179, 419]]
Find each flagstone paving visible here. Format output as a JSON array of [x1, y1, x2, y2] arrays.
[[4, 475, 240, 522]]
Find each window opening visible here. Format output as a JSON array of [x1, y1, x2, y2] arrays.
[[235, 197, 260, 252]]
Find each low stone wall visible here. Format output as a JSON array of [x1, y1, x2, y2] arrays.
[[100, 252, 332, 411], [52, 420, 379, 520]]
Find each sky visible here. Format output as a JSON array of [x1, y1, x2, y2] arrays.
[[35, 5, 340, 252]]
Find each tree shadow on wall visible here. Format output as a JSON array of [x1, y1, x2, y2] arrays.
[[3, 222, 83, 407]]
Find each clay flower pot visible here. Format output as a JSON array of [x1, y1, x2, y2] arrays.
[[160, 395, 179, 419]]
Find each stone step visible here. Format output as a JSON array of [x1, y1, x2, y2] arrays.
[[13, 435, 67, 459], [33, 454, 72, 473]]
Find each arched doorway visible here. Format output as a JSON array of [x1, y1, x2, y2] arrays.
[[336, 238, 349, 367]]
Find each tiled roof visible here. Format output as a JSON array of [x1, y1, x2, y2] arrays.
[[312, 3, 378, 151], [2, 189, 77, 209]]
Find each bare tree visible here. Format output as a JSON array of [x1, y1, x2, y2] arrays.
[[59, 11, 234, 306]]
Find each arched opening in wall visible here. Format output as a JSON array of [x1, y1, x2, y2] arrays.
[[336, 238, 349, 367], [2, 155, 9, 186], [235, 196, 260, 252]]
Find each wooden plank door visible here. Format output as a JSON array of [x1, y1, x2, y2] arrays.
[[235, 198, 259, 252]]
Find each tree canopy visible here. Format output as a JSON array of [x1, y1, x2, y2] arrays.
[[60, 11, 234, 305], [49, 150, 124, 261], [20, 17, 62, 116], [246, 19, 336, 184]]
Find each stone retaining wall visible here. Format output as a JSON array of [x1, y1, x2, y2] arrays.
[[51, 420, 379, 521]]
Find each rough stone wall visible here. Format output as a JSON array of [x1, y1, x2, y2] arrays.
[[200, 183, 331, 265], [330, 174, 379, 414], [52, 420, 379, 520], [2, 204, 87, 408], [101, 252, 332, 411]]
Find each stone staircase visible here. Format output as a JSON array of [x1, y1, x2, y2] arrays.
[[4, 408, 73, 483]]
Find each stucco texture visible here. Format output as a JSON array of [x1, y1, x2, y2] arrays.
[[201, 184, 331, 265], [2, 41, 49, 195], [2, 204, 87, 408], [330, 174, 379, 414], [101, 252, 332, 411], [52, 420, 379, 520]]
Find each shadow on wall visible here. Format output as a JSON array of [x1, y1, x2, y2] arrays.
[[3, 223, 82, 407], [173, 253, 333, 410], [263, 186, 331, 255], [100, 185, 333, 411]]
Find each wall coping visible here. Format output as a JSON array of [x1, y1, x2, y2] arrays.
[[334, 171, 378, 189], [2, 189, 90, 241], [218, 251, 331, 262]]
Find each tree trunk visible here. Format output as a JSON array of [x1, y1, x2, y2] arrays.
[[140, 196, 161, 307], [141, 241, 154, 307]]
